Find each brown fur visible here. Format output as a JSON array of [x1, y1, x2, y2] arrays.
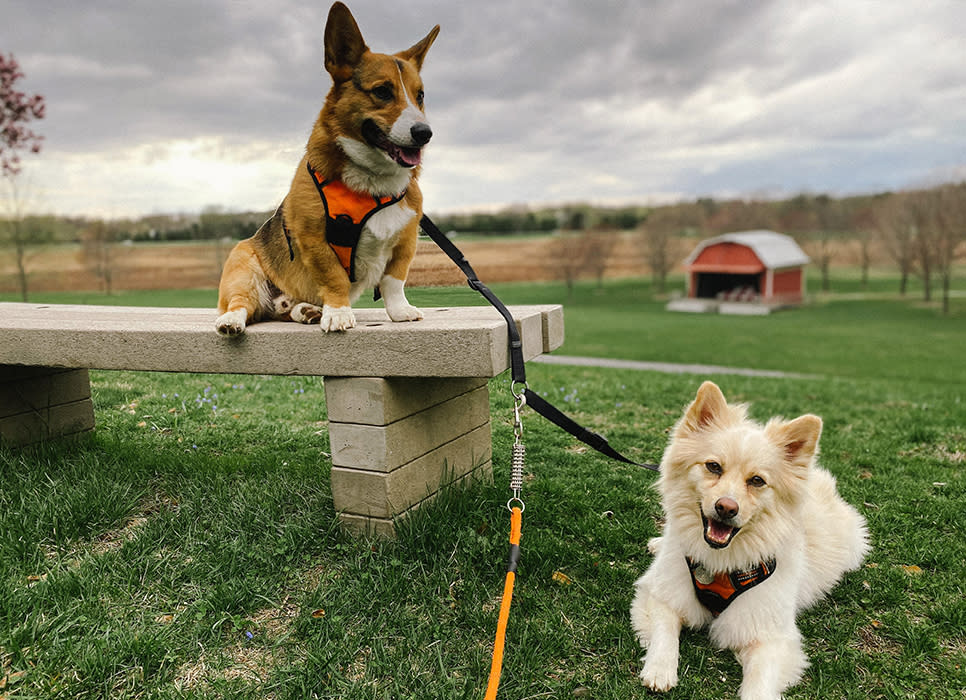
[[215, 2, 439, 335]]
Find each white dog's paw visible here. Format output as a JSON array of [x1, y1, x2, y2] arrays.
[[738, 685, 783, 700], [291, 302, 323, 325], [215, 310, 247, 336], [647, 536, 663, 555], [639, 658, 678, 692], [386, 303, 423, 323], [320, 305, 356, 332], [738, 688, 785, 700]]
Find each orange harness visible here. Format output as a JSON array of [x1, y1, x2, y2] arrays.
[[306, 163, 405, 282], [687, 556, 776, 617]]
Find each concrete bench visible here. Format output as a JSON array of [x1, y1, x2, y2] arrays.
[[0, 302, 564, 535]]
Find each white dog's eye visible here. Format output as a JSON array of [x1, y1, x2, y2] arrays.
[[705, 461, 722, 475], [748, 475, 767, 488]]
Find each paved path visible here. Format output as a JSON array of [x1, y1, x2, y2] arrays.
[[531, 354, 815, 379]]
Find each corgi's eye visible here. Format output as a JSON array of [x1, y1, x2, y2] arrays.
[[748, 475, 767, 488], [371, 83, 394, 101], [415, 89, 425, 106], [705, 461, 722, 475]]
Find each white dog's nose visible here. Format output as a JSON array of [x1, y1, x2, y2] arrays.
[[715, 497, 739, 520]]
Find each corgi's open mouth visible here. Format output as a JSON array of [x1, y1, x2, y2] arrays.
[[362, 119, 422, 168], [702, 513, 740, 549]]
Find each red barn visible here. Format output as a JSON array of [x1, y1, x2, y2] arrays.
[[673, 230, 809, 313]]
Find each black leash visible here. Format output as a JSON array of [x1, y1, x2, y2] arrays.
[[420, 214, 659, 472]]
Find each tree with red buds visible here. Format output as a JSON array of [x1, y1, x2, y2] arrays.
[[1, 53, 45, 177]]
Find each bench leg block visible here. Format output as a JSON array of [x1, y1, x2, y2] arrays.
[[1, 366, 95, 446], [325, 376, 493, 536]]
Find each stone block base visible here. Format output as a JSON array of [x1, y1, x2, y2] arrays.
[[0, 365, 95, 446], [325, 376, 493, 536]]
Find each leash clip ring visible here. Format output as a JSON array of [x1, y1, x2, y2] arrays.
[[506, 496, 525, 513]]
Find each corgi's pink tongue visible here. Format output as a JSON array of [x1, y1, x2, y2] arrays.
[[385, 142, 422, 168], [706, 518, 734, 545]]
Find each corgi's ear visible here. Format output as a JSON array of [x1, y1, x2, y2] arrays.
[[677, 381, 729, 436], [396, 25, 440, 72], [324, 2, 369, 83], [767, 414, 822, 467]]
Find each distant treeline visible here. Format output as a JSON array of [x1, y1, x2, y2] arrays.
[[3, 186, 963, 248], [428, 204, 647, 235], [0, 208, 274, 245], [2, 202, 652, 243]]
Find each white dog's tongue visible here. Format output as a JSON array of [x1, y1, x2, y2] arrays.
[[706, 518, 734, 545]]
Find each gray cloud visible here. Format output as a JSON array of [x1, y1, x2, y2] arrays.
[[2, 0, 964, 216]]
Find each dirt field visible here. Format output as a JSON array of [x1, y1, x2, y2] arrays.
[[1, 232, 887, 295], [1, 232, 670, 294]]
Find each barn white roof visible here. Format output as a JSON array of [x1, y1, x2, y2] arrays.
[[684, 230, 810, 269]]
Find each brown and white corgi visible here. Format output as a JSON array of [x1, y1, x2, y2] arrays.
[[215, 2, 440, 334]]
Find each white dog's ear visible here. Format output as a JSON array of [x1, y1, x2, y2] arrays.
[[678, 381, 729, 435], [767, 414, 822, 467]]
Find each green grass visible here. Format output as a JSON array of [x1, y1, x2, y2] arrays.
[[2, 277, 965, 699]]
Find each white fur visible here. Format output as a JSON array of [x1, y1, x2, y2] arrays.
[[379, 273, 422, 322], [388, 62, 428, 146], [290, 302, 322, 324], [320, 304, 355, 332], [347, 203, 417, 306], [630, 382, 869, 700], [337, 135, 413, 196], [215, 309, 248, 336]]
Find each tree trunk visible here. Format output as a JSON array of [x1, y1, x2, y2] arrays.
[[14, 235, 29, 302], [942, 271, 950, 316]]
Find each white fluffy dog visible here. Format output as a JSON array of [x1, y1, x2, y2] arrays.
[[630, 381, 869, 700]]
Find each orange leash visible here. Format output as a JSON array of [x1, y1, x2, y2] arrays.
[[484, 505, 523, 700]]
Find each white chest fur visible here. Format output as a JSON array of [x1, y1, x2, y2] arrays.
[[349, 201, 416, 301]]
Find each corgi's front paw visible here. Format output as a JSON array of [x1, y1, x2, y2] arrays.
[[386, 303, 423, 323], [640, 656, 678, 692], [215, 310, 247, 336], [320, 305, 356, 332]]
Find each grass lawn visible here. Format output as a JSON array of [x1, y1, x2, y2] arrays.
[[1, 275, 965, 699]]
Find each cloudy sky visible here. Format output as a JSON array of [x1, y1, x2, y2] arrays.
[[3, 1, 965, 219]]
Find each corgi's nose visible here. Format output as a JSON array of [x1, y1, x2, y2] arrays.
[[714, 497, 739, 520], [410, 122, 432, 147]]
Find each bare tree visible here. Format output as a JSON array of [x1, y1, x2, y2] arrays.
[[642, 204, 704, 295], [874, 186, 966, 309], [929, 183, 966, 314], [80, 219, 121, 294], [547, 232, 593, 300], [873, 193, 918, 296], [851, 203, 880, 291], [585, 230, 617, 289], [810, 195, 849, 293], [908, 192, 939, 302]]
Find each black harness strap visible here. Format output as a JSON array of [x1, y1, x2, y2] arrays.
[[307, 162, 406, 282], [687, 556, 777, 617], [420, 213, 658, 472]]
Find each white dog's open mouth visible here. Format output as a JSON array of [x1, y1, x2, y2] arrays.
[[702, 513, 740, 549]]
